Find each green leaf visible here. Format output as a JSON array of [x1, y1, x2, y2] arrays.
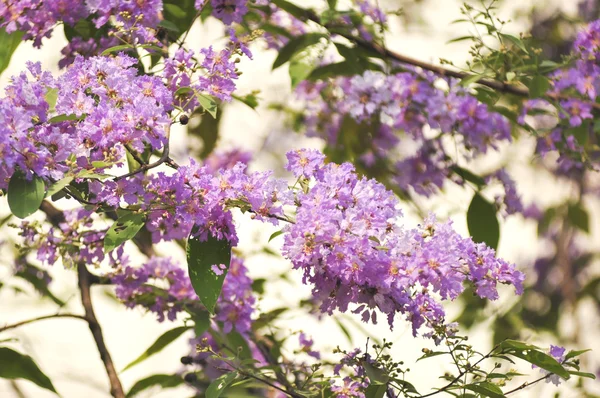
[[467, 192, 500, 250], [45, 88, 58, 113], [365, 383, 387, 398], [460, 73, 487, 87], [362, 361, 389, 385], [447, 35, 475, 43], [268, 230, 284, 242], [101, 44, 135, 56], [193, 310, 211, 336], [196, 93, 218, 118], [126, 374, 183, 397], [206, 372, 237, 398], [0, 28, 24, 76], [47, 113, 84, 123], [46, 176, 74, 198], [187, 233, 232, 314], [501, 344, 570, 380], [232, 93, 260, 109], [8, 170, 46, 219], [567, 203, 589, 233], [271, 0, 311, 21], [157, 19, 180, 33], [289, 60, 314, 88], [451, 166, 485, 186], [103, 212, 146, 253], [0, 347, 57, 394], [569, 371, 596, 379], [564, 349, 592, 361], [500, 33, 528, 53], [464, 382, 506, 398], [162, 0, 198, 42], [122, 326, 191, 372], [416, 351, 448, 362], [528, 75, 549, 98], [272, 33, 327, 69]]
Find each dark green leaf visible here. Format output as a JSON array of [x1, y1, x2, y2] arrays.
[[467, 192, 500, 250], [122, 326, 191, 371], [232, 93, 260, 109], [528, 75, 549, 98], [501, 345, 570, 380], [365, 383, 387, 398], [567, 203, 589, 233], [569, 371, 596, 379], [103, 212, 146, 253], [158, 19, 181, 33], [272, 33, 327, 69], [162, 0, 197, 42], [362, 361, 389, 385], [289, 60, 314, 88], [0, 28, 24, 76], [101, 44, 136, 56], [186, 233, 232, 314], [126, 374, 183, 397], [464, 382, 506, 398], [206, 372, 237, 398], [193, 310, 211, 336], [8, 170, 46, 219], [451, 166, 485, 186], [0, 347, 57, 394]]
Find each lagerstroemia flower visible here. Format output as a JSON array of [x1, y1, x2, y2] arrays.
[[282, 149, 524, 337]]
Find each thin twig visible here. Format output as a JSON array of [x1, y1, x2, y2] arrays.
[[77, 263, 125, 398], [504, 374, 551, 395], [114, 126, 172, 181], [0, 314, 87, 333]]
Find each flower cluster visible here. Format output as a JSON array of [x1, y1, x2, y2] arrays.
[[112, 255, 256, 327], [0, 55, 171, 189], [282, 149, 524, 336], [295, 69, 512, 197]]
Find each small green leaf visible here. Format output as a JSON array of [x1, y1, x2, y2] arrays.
[[268, 230, 284, 242], [0, 28, 24, 76], [103, 212, 146, 253], [464, 382, 506, 398], [467, 192, 500, 250], [122, 326, 191, 372], [8, 170, 46, 219], [47, 113, 84, 123], [157, 19, 180, 33], [500, 33, 528, 53], [45, 88, 58, 113], [186, 233, 232, 314], [101, 44, 135, 56], [0, 347, 57, 395], [416, 351, 448, 362], [565, 349, 592, 361], [126, 374, 183, 398], [451, 166, 485, 186], [528, 75, 549, 98], [206, 372, 237, 398], [447, 35, 475, 43], [196, 93, 218, 118], [272, 33, 327, 69], [460, 73, 487, 87], [46, 177, 74, 198], [271, 0, 311, 22], [502, 345, 570, 380], [289, 60, 314, 88]]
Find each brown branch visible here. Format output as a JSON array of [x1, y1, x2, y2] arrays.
[[294, 7, 600, 111], [114, 125, 172, 181], [78, 263, 125, 398], [0, 314, 87, 333], [504, 374, 551, 395]]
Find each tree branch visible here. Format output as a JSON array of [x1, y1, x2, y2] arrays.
[[0, 314, 87, 333], [292, 7, 600, 111], [78, 263, 125, 398]]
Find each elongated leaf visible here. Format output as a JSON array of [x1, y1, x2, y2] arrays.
[[196, 93, 218, 118], [500, 33, 528, 54], [122, 326, 191, 372], [467, 192, 500, 250], [206, 372, 237, 398], [365, 383, 387, 398], [528, 75, 549, 98], [8, 170, 46, 219], [569, 371, 596, 379], [46, 176, 74, 198], [565, 349, 592, 361], [126, 374, 183, 397], [47, 113, 84, 123], [511, 350, 570, 379], [416, 351, 448, 362], [268, 230, 284, 242], [464, 382, 506, 398], [272, 33, 327, 69], [187, 233, 232, 314], [567, 203, 589, 233], [0, 28, 24, 76], [162, 0, 197, 42], [271, 0, 311, 21], [0, 347, 57, 394], [103, 212, 146, 253]]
